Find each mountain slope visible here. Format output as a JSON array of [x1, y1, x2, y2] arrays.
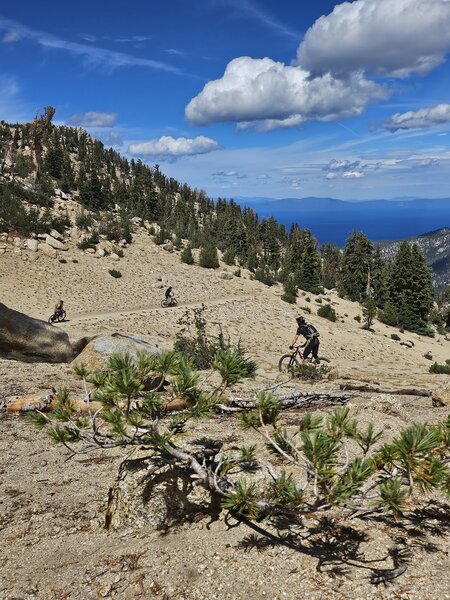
[[378, 227, 450, 289]]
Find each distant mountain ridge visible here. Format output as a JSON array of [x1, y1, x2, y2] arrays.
[[234, 196, 450, 246], [378, 227, 450, 290]]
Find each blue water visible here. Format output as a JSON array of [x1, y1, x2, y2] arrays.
[[234, 197, 450, 246]]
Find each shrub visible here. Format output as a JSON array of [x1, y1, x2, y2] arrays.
[[317, 304, 337, 322], [75, 210, 95, 230], [234, 268, 241, 277], [424, 351, 433, 361], [199, 244, 219, 269], [390, 333, 400, 341], [292, 363, 331, 380], [222, 246, 236, 266], [354, 315, 361, 323], [180, 243, 194, 265], [174, 305, 256, 376], [112, 246, 124, 258], [429, 362, 450, 374], [315, 297, 323, 304], [305, 296, 311, 302], [108, 269, 122, 278], [254, 266, 275, 287]]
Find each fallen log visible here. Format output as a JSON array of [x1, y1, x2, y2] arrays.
[[216, 392, 350, 413], [339, 383, 431, 397]]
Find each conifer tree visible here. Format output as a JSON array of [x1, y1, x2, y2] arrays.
[[281, 274, 297, 304], [340, 231, 373, 301], [180, 243, 194, 265], [199, 243, 219, 269], [296, 229, 322, 293]]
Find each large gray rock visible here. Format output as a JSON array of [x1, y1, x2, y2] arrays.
[[0, 303, 90, 363], [38, 242, 57, 258], [26, 238, 39, 252], [104, 449, 212, 530], [45, 235, 67, 250], [72, 333, 161, 371]]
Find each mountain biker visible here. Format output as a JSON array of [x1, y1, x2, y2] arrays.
[[290, 315, 320, 363], [54, 299, 64, 318], [165, 286, 175, 306]]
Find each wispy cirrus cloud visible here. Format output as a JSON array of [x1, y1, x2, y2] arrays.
[[67, 111, 118, 127], [0, 16, 182, 74], [128, 135, 221, 159], [212, 0, 300, 39], [81, 34, 152, 44], [383, 103, 450, 131]]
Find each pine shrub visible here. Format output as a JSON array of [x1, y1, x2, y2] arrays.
[[180, 243, 194, 265], [199, 244, 219, 269], [317, 304, 337, 322]]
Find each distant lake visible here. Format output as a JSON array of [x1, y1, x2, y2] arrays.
[[234, 197, 450, 246]]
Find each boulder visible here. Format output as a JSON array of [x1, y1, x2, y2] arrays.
[[96, 248, 106, 257], [110, 252, 120, 261], [26, 238, 39, 252], [104, 448, 212, 530], [38, 243, 57, 258], [84, 247, 96, 254], [0, 303, 90, 363], [162, 242, 174, 252], [45, 235, 67, 250], [219, 271, 233, 280], [49, 228, 63, 241], [72, 333, 161, 371]]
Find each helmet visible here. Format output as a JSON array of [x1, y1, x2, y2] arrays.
[[296, 315, 306, 324]]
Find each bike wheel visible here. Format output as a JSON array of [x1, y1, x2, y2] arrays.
[[48, 315, 54, 324], [278, 354, 299, 373], [161, 299, 169, 308], [57, 310, 66, 322]]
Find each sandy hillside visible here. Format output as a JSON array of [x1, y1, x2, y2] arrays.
[[1, 219, 449, 600]]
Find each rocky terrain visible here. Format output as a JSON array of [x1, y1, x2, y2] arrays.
[[1, 211, 450, 599], [379, 227, 450, 290]]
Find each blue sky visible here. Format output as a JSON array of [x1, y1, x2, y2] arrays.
[[1, 0, 450, 200]]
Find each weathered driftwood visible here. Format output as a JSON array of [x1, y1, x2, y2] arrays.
[[339, 383, 431, 397], [216, 392, 350, 413]]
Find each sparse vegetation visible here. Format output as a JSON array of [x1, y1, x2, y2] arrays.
[[317, 303, 337, 322], [391, 333, 401, 341], [108, 269, 122, 278]]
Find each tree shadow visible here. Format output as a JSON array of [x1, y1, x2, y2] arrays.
[[231, 501, 449, 585]]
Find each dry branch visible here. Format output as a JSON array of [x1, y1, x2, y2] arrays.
[[216, 391, 350, 413], [339, 383, 431, 397]]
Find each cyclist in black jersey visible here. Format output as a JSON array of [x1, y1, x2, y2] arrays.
[[290, 315, 320, 362]]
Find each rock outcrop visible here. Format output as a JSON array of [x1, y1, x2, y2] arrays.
[[0, 303, 90, 363]]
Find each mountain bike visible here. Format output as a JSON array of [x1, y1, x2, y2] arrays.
[[161, 297, 177, 308], [48, 310, 66, 324], [278, 343, 330, 373]]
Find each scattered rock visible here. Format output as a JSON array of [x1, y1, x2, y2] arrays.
[[84, 247, 96, 254], [50, 229, 63, 241], [45, 235, 67, 251], [162, 242, 174, 252], [96, 248, 106, 258], [26, 239, 39, 252], [110, 253, 120, 261], [38, 243, 57, 258], [219, 271, 233, 280]]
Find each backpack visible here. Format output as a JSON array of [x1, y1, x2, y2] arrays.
[[305, 324, 319, 338]]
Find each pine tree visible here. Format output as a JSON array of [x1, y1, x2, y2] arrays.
[[362, 297, 377, 330], [199, 243, 219, 269], [296, 229, 322, 294], [281, 274, 297, 304], [340, 231, 373, 301], [180, 243, 194, 265]]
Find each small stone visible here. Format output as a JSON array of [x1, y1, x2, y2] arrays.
[[27, 239, 39, 252], [110, 252, 120, 261]]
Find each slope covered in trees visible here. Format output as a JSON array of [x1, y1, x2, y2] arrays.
[[0, 109, 446, 335]]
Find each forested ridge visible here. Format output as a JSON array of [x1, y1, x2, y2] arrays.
[[0, 108, 448, 335]]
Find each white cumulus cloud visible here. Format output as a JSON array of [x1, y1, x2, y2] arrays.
[[67, 111, 118, 127], [383, 103, 450, 131], [342, 170, 364, 179], [128, 135, 221, 158], [185, 57, 387, 128], [296, 0, 450, 78]]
